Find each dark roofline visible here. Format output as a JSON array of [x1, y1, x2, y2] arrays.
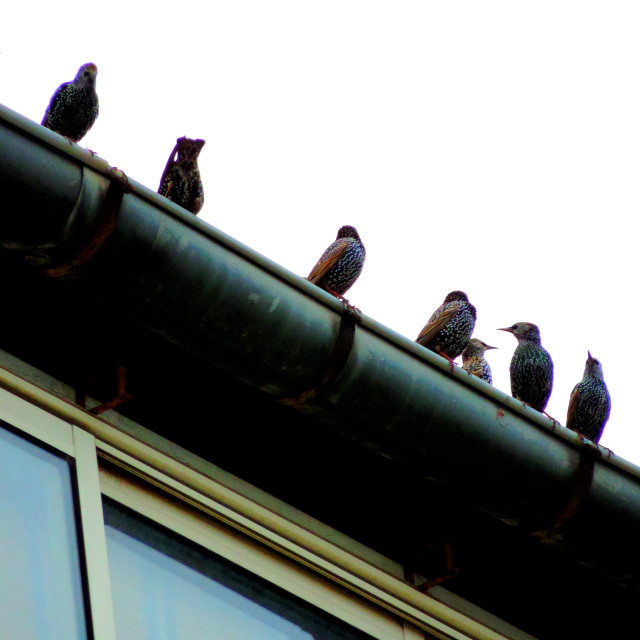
[[2, 101, 640, 588]]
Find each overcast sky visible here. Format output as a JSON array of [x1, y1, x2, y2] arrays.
[[2, 2, 639, 464]]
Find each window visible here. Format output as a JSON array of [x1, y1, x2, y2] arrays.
[[0, 368, 504, 640], [0, 423, 88, 640], [104, 502, 376, 640]]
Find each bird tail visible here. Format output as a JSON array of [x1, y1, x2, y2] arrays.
[[158, 141, 179, 192]]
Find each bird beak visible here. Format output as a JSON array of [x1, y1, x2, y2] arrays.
[[588, 350, 592, 359], [485, 345, 498, 350], [497, 327, 512, 334]]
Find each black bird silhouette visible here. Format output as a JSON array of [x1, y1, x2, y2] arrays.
[[159, 137, 206, 214], [566, 352, 611, 443], [42, 63, 99, 142], [306, 225, 366, 299], [416, 291, 476, 365], [498, 322, 553, 413], [462, 338, 497, 383]]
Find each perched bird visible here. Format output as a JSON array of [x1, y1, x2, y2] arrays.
[[42, 63, 99, 142], [306, 225, 366, 299], [158, 137, 206, 214], [498, 322, 553, 412], [462, 338, 497, 383], [416, 291, 477, 364], [566, 352, 611, 443]]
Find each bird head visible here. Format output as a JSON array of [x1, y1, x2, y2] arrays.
[[497, 322, 541, 344], [463, 338, 497, 358], [443, 290, 469, 304], [336, 225, 361, 241], [176, 137, 206, 163], [75, 63, 98, 87], [475, 339, 497, 353], [585, 352, 605, 378]]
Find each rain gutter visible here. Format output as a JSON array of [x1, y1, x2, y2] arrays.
[[1, 102, 639, 582]]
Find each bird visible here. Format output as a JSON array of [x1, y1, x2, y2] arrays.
[[158, 137, 206, 214], [566, 352, 611, 443], [462, 338, 497, 383], [498, 322, 553, 412], [306, 225, 366, 299], [416, 291, 477, 364], [41, 63, 99, 142]]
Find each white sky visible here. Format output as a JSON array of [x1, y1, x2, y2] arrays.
[[2, 2, 639, 463]]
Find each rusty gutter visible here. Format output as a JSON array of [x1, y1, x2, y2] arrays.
[[2, 101, 640, 587]]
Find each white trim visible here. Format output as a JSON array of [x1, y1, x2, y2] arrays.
[[0, 363, 512, 640], [98, 444, 506, 640], [73, 427, 118, 640], [101, 465, 414, 640], [404, 621, 427, 640], [0, 386, 75, 455]]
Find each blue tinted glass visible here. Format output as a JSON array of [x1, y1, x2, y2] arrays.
[[0, 424, 88, 640], [105, 504, 374, 640]]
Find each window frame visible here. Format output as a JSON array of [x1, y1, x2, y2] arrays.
[[0, 383, 117, 640], [0, 364, 507, 640]]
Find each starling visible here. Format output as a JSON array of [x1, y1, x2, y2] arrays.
[[416, 291, 477, 363], [566, 352, 611, 443], [462, 338, 497, 383], [42, 63, 99, 142], [158, 137, 206, 214], [498, 322, 553, 412], [306, 225, 366, 298]]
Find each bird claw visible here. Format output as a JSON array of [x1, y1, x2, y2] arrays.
[[326, 287, 347, 302], [341, 299, 362, 323], [598, 444, 614, 459], [543, 410, 560, 428]]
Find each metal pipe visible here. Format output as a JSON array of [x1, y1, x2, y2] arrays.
[[2, 102, 640, 583]]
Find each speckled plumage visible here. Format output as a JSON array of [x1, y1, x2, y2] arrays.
[[306, 225, 365, 297], [158, 137, 206, 214], [42, 63, 99, 142], [499, 322, 553, 412], [462, 338, 497, 383], [416, 291, 477, 361], [566, 352, 611, 443]]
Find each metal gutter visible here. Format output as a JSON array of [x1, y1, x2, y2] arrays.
[[2, 102, 640, 585]]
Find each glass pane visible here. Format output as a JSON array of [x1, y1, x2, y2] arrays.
[[105, 502, 375, 640], [0, 424, 88, 640]]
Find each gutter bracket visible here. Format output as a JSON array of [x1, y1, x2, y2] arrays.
[[44, 167, 131, 278], [530, 438, 602, 542], [277, 302, 361, 408]]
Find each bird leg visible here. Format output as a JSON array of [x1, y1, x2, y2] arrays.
[[436, 347, 457, 374], [518, 400, 559, 426], [324, 285, 349, 302]]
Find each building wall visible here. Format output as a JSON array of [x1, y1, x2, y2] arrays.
[[0, 361, 524, 640]]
